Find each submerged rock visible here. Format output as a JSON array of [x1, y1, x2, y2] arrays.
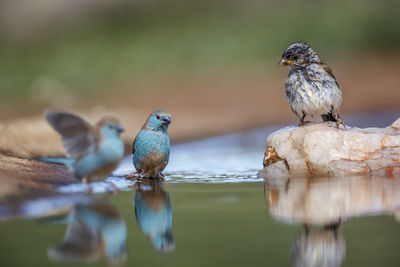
[[258, 118, 400, 178]]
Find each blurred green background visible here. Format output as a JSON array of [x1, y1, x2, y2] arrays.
[[0, 0, 399, 135], [1, 0, 399, 100]]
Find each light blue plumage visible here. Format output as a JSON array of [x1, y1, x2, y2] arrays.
[[131, 110, 171, 178], [45, 200, 127, 263], [37, 111, 125, 182], [134, 180, 175, 252]]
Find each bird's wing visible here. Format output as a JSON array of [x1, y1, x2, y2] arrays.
[[132, 135, 138, 155], [47, 222, 99, 261], [321, 63, 340, 87], [45, 111, 97, 158]]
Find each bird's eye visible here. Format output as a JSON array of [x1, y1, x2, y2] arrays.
[[293, 56, 298, 60], [156, 115, 160, 120]]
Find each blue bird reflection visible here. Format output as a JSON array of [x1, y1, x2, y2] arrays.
[[134, 179, 175, 252], [45, 199, 127, 264]]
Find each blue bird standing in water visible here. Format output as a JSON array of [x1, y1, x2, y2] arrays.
[[37, 111, 125, 183], [131, 110, 171, 178]]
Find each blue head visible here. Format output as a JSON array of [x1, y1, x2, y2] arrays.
[[143, 110, 171, 132], [97, 115, 124, 140]]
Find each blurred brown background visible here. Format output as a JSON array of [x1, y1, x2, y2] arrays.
[[0, 0, 399, 143]]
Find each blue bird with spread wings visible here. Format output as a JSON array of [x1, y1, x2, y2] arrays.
[[37, 111, 125, 183], [45, 200, 127, 264]]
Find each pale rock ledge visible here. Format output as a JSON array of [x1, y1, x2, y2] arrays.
[[258, 118, 400, 178]]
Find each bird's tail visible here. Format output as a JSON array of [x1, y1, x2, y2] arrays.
[[35, 157, 74, 167]]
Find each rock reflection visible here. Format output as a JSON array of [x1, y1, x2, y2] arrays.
[[291, 223, 345, 267], [45, 198, 127, 264], [265, 176, 400, 267], [134, 179, 175, 252], [265, 176, 400, 224]]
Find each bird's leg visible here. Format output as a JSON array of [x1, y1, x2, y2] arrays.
[[298, 111, 310, 127], [335, 117, 346, 130], [322, 109, 346, 130], [332, 111, 346, 130], [108, 182, 119, 196], [82, 178, 93, 194], [158, 173, 166, 181], [86, 183, 93, 194], [325, 218, 342, 239], [303, 224, 310, 236]]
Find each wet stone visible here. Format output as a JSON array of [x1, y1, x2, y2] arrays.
[[258, 118, 400, 178]]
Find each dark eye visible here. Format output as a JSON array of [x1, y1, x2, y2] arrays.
[[156, 115, 160, 120], [293, 55, 298, 60]]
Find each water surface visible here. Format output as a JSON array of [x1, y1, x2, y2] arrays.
[[0, 111, 399, 266]]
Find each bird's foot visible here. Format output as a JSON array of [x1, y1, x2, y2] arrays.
[[299, 121, 311, 127], [335, 119, 347, 130], [125, 172, 139, 180], [82, 178, 93, 194], [86, 184, 93, 194]]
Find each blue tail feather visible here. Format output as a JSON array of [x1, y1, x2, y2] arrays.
[[35, 157, 74, 167]]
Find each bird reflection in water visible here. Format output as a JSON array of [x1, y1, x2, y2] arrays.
[[291, 223, 345, 267], [134, 179, 175, 252], [265, 175, 400, 267], [44, 199, 127, 264]]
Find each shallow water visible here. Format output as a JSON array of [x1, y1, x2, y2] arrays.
[[0, 111, 400, 266], [62, 109, 400, 192], [1, 181, 400, 267]]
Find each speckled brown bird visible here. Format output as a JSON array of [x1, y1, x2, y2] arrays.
[[278, 42, 345, 128]]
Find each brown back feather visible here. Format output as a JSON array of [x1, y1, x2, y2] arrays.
[[321, 63, 340, 87]]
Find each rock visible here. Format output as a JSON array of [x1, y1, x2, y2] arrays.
[[258, 118, 400, 178], [0, 154, 75, 197]]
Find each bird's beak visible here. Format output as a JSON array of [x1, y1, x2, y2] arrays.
[[162, 115, 171, 124], [116, 125, 125, 133], [278, 59, 294, 66]]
